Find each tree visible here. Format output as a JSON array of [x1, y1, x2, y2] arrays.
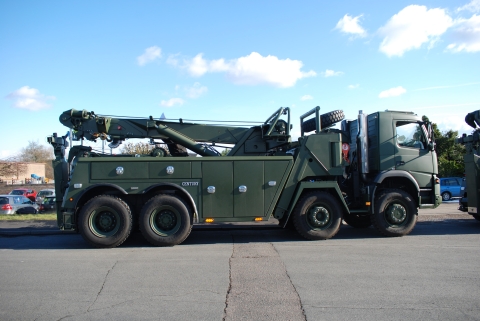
[[17, 140, 54, 179], [423, 116, 465, 177], [120, 141, 155, 155], [19, 140, 53, 163], [435, 129, 465, 177], [0, 155, 28, 180]]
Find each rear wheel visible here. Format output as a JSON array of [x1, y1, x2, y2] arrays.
[[292, 191, 342, 240], [441, 192, 451, 201], [372, 189, 417, 237], [78, 195, 132, 248], [139, 194, 192, 246], [343, 213, 371, 228]]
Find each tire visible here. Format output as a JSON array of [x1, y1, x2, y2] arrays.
[[292, 191, 343, 240], [78, 195, 132, 248], [301, 110, 345, 133], [372, 189, 417, 237], [441, 192, 451, 201], [139, 194, 192, 246], [343, 213, 371, 228]]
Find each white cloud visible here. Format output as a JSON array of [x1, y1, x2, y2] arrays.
[[322, 69, 344, 77], [378, 5, 453, 57], [171, 52, 316, 88], [447, 15, 480, 52], [378, 86, 407, 98], [301, 95, 313, 101], [348, 84, 360, 89], [137, 46, 162, 66], [160, 98, 184, 107], [5, 86, 55, 111], [457, 0, 480, 13], [335, 14, 367, 37], [185, 82, 208, 98]]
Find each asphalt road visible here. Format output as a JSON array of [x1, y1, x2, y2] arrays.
[[0, 203, 479, 321]]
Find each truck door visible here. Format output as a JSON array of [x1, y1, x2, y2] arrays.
[[394, 121, 435, 189]]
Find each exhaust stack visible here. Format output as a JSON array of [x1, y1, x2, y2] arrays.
[[357, 110, 369, 180]]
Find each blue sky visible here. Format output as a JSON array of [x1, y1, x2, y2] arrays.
[[1, 0, 479, 157]]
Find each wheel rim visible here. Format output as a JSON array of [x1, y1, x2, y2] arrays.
[[442, 193, 450, 201], [384, 203, 407, 226], [88, 206, 121, 238], [306, 205, 331, 230], [150, 205, 181, 237]]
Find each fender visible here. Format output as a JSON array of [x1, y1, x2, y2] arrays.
[[66, 183, 128, 207], [371, 170, 420, 213], [143, 183, 199, 223], [281, 181, 349, 228]]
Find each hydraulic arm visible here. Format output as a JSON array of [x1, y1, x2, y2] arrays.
[[59, 109, 255, 156]]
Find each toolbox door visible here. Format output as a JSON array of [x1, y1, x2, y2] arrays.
[[202, 161, 233, 218]]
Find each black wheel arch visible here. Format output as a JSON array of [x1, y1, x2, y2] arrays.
[[143, 183, 198, 223], [281, 184, 349, 228], [73, 184, 128, 210], [371, 170, 420, 212]]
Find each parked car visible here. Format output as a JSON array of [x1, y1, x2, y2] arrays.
[[0, 195, 39, 214], [35, 189, 55, 204], [39, 196, 56, 213], [459, 178, 468, 212], [440, 177, 463, 201], [9, 188, 37, 202]]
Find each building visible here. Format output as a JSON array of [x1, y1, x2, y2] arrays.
[[0, 162, 46, 184]]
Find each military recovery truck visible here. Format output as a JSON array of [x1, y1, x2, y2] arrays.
[[48, 106, 441, 247], [456, 110, 480, 222]]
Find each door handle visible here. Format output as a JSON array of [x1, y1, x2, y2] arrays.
[[396, 161, 405, 166]]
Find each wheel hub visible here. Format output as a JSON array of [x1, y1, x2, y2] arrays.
[[308, 206, 330, 228], [155, 210, 177, 231], [96, 212, 117, 232], [386, 204, 407, 224], [89, 207, 121, 238]]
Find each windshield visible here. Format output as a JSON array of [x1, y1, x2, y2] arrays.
[[9, 190, 25, 195]]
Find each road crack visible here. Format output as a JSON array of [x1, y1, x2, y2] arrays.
[[271, 243, 307, 321], [87, 260, 118, 312], [222, 235, 235, 321]]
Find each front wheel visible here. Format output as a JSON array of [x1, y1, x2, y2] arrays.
[[372, 189, 417, 237], [441, 192, 451, 201], [139, 194, 192, 246], [292, 191, 342, 240], [78, 195, 132, 248]]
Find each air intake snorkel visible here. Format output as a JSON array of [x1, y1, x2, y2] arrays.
[[357, 110, 369, 182]]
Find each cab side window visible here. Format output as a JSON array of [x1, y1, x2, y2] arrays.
[[396, 122, 425, 149]]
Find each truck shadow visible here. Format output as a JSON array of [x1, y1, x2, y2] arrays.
[[1, 219, 478, 250]]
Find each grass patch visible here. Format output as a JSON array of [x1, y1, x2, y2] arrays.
[[0, 212, 57, 221]]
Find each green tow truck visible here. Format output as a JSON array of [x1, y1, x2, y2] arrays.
[[456, 110, 480, 222], [48, 106, 441, 247]]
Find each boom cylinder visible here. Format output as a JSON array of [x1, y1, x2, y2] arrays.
[[155, 124, 220, 157]]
